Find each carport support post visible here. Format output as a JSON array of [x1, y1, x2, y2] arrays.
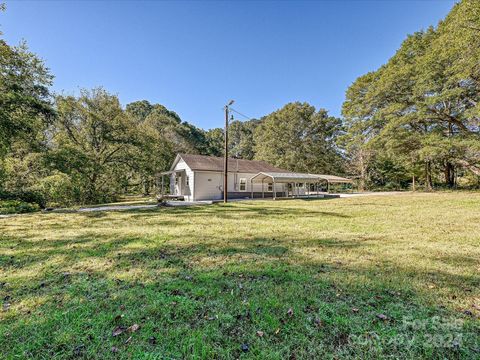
[[250, 179, 253, 199], [273, 179, 276, 200], [262, 178, 264, 198]]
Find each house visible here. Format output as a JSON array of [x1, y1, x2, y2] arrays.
[[161, 153, 352, 201]]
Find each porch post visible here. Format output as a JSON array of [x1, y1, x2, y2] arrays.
[[262, 178, 264, 198], [273, 179, 276, 200], [250, 178, 254, 199]]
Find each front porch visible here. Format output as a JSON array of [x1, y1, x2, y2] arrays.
[[159, 169, 191, 199]]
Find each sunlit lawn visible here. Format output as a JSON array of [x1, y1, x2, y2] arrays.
[[0, 193, 479, 359]]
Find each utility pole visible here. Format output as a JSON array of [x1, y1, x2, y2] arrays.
[[224, 100, 234, 203]]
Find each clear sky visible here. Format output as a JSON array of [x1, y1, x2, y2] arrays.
[[2, 0, 456, 129]]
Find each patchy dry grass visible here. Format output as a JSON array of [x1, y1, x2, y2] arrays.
[[0, 193, 479, 359]]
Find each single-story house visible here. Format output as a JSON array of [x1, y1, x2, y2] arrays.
[[160, 154, 352, 201]]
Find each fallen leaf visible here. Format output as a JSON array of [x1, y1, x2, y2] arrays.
[[241, 343, 249, 352], [148, 336, 157, 345], [376, 314, 388, 321], [256, 331, 264, 337], [125, 336, 132, 344], [111, 346, 119, 353], [352, 308, 359, 313], [287, 308, 294, 317], [463, 310, 473, 316], [112, 326, 126, 337], [127, 324, 140, 333], [274, 328, 280, 335]]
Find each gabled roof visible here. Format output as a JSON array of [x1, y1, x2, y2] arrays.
[[172, 153, 290, 173]]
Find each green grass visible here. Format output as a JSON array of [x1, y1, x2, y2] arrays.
[[0, 193, 479, 359]]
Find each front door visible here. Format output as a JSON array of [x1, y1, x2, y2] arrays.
[[174, 174, 182, 195]]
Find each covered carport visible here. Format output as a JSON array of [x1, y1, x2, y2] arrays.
[[249, 172, 353, 200]]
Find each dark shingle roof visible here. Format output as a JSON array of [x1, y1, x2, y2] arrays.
[[178, 154, 290, 173]]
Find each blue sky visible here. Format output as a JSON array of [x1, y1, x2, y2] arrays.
[[2, 0, 456, 129]]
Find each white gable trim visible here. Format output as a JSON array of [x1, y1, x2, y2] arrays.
[[169, 154, 183, 171]]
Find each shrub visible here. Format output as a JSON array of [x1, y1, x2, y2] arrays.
[[0, 200, 40, 215], [0, 189, 46, 208], [35, 173, 76, 207]]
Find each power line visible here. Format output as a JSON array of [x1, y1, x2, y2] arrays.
[[229, 107, 252, 121]]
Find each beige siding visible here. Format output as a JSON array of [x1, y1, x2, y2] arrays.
[[194, 171, 286, 200], [194, 171, 223, 200]]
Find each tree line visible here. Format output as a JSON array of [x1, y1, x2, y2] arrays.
[[0, 0, 479, 208], [341, 0, 480, 190]]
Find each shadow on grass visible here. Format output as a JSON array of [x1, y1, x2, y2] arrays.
[[119, 203, 352, 221], [1, 248, 478, 359], [1, 201, 479, 359]]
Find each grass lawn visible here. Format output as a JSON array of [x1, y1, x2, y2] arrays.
[[0, 192, 479, 359]]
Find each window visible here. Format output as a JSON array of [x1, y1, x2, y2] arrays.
[[267, 183, 273, 192], [239, 178, 247, 191], [186, 176, 189, 186], [174, 176, 178, 186]]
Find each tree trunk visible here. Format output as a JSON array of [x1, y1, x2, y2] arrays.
[[412, 175, 416, 191], [444, 162, 455, 188], [88, 172, 98, 203], [143, 177, 150, 195], [359, 151, 367, 192], [424, 161, 433, 191]]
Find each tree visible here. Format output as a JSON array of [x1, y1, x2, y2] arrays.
[[0, 9, 54, 194], [254, 102, 344, 174], [342, 0, 480, 189], [51, 89, 137, 203], [205, 119, 259, 159], [205, 128, 224, 156], [229, 119, 258, 160], [0, 39, 54, 177]]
